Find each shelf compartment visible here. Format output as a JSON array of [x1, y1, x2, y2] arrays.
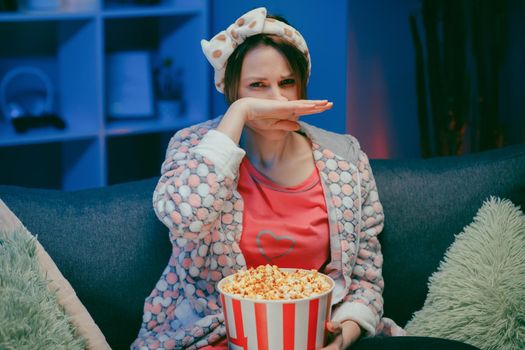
[[107, 132, 167, 185], [0, 19, 101, 145], [104, 11, 209, 126], [62, 137, 105, 190], [0, 138, 103, 190], [0, 142, 62, 189], [0, 21, 61, 56], [104, 14, 196, 54]]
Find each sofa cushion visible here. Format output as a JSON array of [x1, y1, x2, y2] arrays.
[[0, 228, 85, 349], [404, 197, 525, 350], [0, 179, 171, 350], [371, 144, 525, 326]]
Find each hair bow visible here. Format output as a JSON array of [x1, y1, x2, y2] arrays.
[[201, 7, 311, 93]]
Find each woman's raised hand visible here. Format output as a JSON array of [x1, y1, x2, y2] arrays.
[[238, 97, 333, 131], [217, 97, 333, 143]]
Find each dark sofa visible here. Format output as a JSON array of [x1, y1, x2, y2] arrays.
[[1, 144, 524, 350]]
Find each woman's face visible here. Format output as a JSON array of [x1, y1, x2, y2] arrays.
[[237, 44, 299, 102]]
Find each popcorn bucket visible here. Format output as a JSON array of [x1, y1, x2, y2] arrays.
[[217, 268, 334, 350]]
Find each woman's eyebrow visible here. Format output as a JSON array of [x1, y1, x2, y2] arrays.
[[242, 74, 294, 81]]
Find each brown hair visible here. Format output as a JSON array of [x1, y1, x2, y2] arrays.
[[223, 17, 309, 105]]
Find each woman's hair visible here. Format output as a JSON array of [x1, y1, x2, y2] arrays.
[[223, 16, 309, 105]]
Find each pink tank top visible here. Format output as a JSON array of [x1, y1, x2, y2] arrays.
[[237, 158, 330, 270]]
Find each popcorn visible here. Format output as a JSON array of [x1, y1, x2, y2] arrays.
[[221, 264, 331, 300]]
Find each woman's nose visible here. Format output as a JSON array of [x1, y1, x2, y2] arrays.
[[269, 85, 288, 101]]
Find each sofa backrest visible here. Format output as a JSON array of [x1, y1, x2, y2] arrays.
[[1, 144, 524, 349]]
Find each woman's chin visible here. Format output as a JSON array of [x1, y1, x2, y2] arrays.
[[251, 128, 293, 141]]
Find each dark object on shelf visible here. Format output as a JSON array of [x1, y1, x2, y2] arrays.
[[11, 114, 66, 133], [154, 58, 184, 119], [1, 66, 56, 124], [0, 0, 18, 11]]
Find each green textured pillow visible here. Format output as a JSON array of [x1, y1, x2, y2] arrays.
[[0, 228, 85, 350], [405, 197, 525, 350]]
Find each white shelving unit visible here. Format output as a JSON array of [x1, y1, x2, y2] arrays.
[[0, 0, 209, 190]]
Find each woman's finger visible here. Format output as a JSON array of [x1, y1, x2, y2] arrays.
[[293, 102, 333, 116], [326, 321, 342, 334], [296, 99, 330, 105], [293, 100, 331, 108]]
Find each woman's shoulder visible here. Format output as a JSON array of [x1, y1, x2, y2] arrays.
[[299, 121, 362, 164]]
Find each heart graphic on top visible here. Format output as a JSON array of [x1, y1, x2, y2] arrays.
[[256, 230, 296, 263]]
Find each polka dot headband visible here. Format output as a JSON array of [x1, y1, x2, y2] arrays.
[[201, 7, 311, 93]]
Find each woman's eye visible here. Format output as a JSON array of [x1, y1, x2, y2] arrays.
[[280, 79, 296, 86], [249, 82, 265, 88]]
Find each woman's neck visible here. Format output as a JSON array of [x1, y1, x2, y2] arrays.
[[240, 127, 315, 188], [241, 129, 297, 170]]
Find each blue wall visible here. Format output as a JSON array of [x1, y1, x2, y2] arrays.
[[347, 1, 421, 159], [209, 0, 349, 135]]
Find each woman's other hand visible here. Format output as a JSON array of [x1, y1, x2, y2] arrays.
[[322, 320, 362, 350]]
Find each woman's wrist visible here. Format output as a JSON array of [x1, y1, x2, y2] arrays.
[[217, 100, 249, 144], [341, 320, 363, 345]]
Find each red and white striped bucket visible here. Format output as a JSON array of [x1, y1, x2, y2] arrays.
[[217, 269, 334, 350]]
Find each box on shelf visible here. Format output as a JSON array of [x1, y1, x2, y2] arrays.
[[106, 50, 154, 119]]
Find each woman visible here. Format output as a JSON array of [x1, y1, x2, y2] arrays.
[[132, 7, 473, 350]]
